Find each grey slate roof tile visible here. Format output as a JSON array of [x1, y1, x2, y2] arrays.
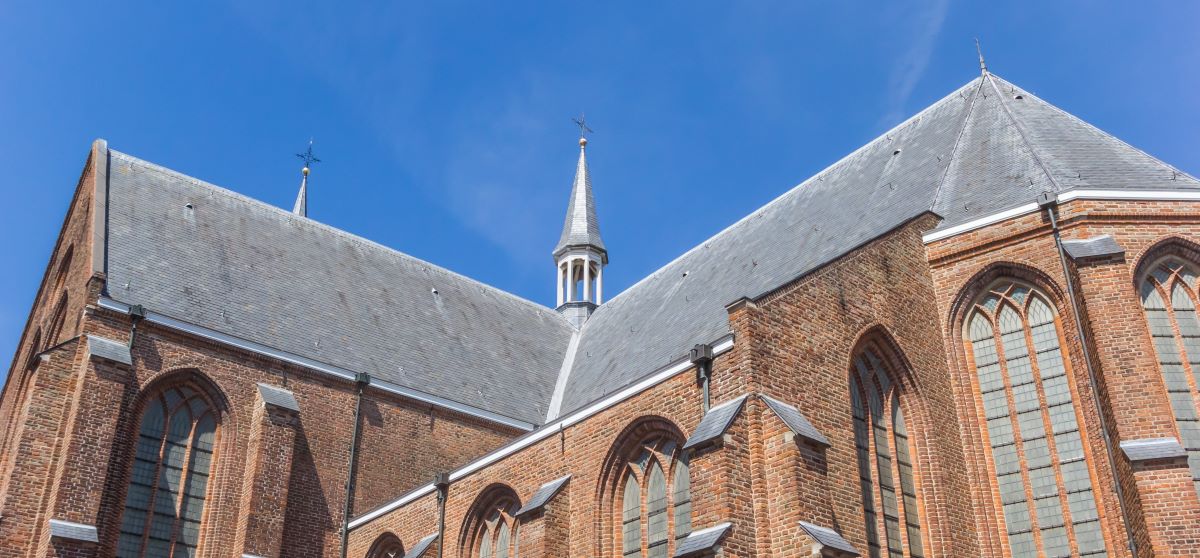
[[404, 533, 438, 558], [86, 335, 131, 366], [799, 521, 860, 556], [1062, 235, 1124, 261], [47, 519, 99, 543], [516, 474, 570, 517], [95, 72, 1198, 429], [102, 151, 573, 425], [673, 522, 731, 557], [761, 394, 830, 448], [257, 382, 300, 413], [683, 395, 748, 450], [553, 142, 606, 258], [1120, 437, 1187, 462]]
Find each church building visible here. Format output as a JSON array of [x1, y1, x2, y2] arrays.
[[2, 66, 1200, 558]]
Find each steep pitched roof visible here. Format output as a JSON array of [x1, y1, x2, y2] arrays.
[[100, 150, 574, 425], [552, 139, 606, 260], [552, 73, 1199, 418]]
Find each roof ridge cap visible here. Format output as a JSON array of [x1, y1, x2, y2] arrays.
[[991, 75, 1200, 184], [107, 149, 571, 324], [929, 77, 986, 215], [598, 77, 983, 308], [984, 73, 1064, 193]]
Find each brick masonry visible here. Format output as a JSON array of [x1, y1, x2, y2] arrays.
[[1, 151, 1199, 557]]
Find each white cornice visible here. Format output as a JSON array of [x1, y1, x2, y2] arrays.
[[923, 189, 1200, 244]]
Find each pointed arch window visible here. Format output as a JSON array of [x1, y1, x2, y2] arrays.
[[966, 281, 1106, 557], [850, 347, 924, 558], [472, 498, 519, 558], [366, 533, 404, 558], [116, 384, 218, 558], [1140, 257, 1200, 498], [617, 436, 691, 558]]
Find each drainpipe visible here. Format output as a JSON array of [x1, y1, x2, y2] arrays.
[[127, 304, 145, 348], [691, 344, 714, 413], [340, 372, 372, 558], [1038, 193, 1138, 557], [435, 472, 451, 558]]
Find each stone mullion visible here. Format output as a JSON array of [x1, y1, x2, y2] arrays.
[[1027, 306, 1083, 556], [986, 306, 1046, 556]]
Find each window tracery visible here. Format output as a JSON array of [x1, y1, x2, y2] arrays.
[[965, 280, 1106, 557]]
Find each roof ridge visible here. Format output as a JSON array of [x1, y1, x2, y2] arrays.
[[990, 74, 1200, 184], [597, 77, 983, 308], [983, 73, 1064, 194], [929, 77, 986, 215], [107, 149, 571, 324]]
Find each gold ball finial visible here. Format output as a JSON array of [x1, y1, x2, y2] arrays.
[[302, 166, 310, 176], [579, 137, 588, 147]]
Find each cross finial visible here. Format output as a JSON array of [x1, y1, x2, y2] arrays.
[[572, 113, 593, 146], [296, 138, 320, 176], [975, 38, 988, 75]]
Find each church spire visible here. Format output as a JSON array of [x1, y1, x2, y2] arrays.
[[554, 115, 607, 326], [293, 139, 319, 217]]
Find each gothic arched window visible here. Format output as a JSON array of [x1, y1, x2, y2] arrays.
[[1139, 257, 1200, 498], [366, 533, 404, 558], [116, 384, 219, 557], [617, 436, 691, 558], [470, 496, 519, 558], [966, 280, 1106, 557], [850, 347, 924, 558]]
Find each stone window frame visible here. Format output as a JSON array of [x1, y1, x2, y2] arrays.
[[1133, 239, 1200, 499], [847, 334, 926, 558], [461, 484, 522, 558], [960, 277, 1109, 558]]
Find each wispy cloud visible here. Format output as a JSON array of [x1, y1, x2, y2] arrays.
[[880, 0, 951, 126]]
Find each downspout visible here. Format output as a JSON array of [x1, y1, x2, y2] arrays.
[[691, 344, 714, 413], [126, 304, 145, 348], [435, 472, 450, 558], [340, 372, 372, 558], [1039, 193, 1138, 557]]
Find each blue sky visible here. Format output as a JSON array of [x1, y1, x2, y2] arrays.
[[1, 2, 1197, 375]]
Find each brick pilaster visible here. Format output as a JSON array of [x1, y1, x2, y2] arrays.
[[234, 385, 300, 558]]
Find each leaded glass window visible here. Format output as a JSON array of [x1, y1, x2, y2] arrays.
[[618, 436, 691, 558], [1140, 258, 1200, 499], [966, 281, 1106, 558], [474, 504, 518, 558], [851, 348, 924, 558], [116, 384, 218, 558]]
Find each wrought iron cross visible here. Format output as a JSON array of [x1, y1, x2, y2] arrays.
[[572, 114, 593, 139], [296, 138, 320, 169]]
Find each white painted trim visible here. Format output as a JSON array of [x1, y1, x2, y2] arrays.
[[922, 202, 1039, 243], [348, 334, 736, 530], [97, 297, 536, 431], [686, 521, 733, 538], [1056, 189, 1200, 203], [544, 331, 581, 421], [923, 189, 1200, 244]]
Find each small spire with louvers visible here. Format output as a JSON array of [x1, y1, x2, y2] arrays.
[[553, 116, 607, 262], [293, 139, 319, 217]]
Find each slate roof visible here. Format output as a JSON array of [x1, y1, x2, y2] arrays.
[[683, 395, 747, 450], [1120, 438, 1187, 462], [100, 150, 574, 425], [92, 72, 1199, 428], [404, 533, 438, 558], [1062, 235, 1125, 261], [552, 140, 606, 260], [673, 522, 731, 557], [761, 395, 830, 448], [515, 475, 570, 517], [799, 521, 859, 556], [86, 335, 132, 366], [552, 72, 1199, 418]]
